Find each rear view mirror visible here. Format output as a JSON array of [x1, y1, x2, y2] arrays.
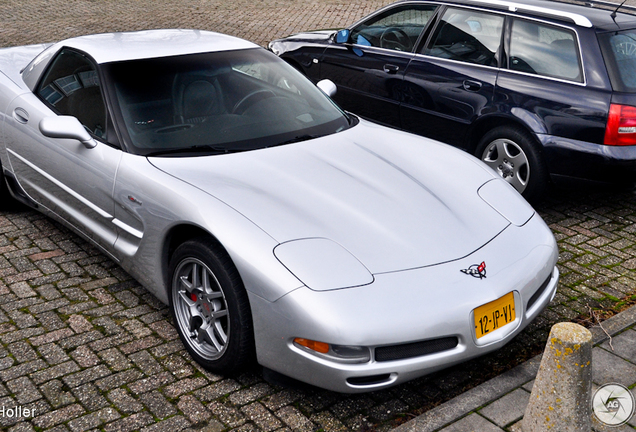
[[317, 79, 337, 98], [39, 116, 97, 149], [335, 29, 350, 44]]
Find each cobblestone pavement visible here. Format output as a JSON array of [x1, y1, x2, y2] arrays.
[[2, 1, 636, 432], [0, 0, 393, 49]]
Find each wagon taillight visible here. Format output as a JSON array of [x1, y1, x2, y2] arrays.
[[604, 104, 636, 146]]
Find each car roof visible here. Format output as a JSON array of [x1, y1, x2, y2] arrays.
[[396, 0, 636, 31], [52, 29, 259, 64]]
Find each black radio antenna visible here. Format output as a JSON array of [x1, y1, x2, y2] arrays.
[[612, 0, 628, 18]]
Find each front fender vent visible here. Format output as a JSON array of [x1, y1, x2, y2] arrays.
[[375, 337, 458, 362]]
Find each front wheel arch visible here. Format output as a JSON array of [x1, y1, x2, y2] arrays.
[[467, 115, 541, 155], [168, 237, 255, 373], [475, 125, 549, 202], [162, 224, 217, 298]]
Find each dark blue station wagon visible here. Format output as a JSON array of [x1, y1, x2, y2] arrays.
[[269, 0, 636, 200]]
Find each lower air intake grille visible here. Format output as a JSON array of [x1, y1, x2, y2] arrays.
[[527, 273, 552, 311], [346, 374, 392, 386], [375, 337, 458, 362]]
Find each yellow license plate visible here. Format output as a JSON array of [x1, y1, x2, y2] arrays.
[[474, 292, 516, 339]]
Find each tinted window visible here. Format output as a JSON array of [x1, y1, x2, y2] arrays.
[[599, 30, 636, 92], [509, 19, 582, 82], [350, 5, 438, 52], [104, 49, 351, 156], [37, 49, 107, 139], [424, 7, 503, 66]]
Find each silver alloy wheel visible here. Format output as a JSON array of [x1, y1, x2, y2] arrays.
[[172, 257, 230, 360], [481, 138, 530, 193]]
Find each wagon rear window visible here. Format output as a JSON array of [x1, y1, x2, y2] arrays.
[[599, 29, 636, 92]]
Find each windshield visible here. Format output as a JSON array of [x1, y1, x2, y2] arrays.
[[103, 48, 351, 155], [599, 29, 636, 93]]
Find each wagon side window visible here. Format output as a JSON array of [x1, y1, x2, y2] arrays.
[[349, 4, 438, 52], [508, 18, 582, 82], [423, 7, 504, 67], [36, 49, 108, 139]]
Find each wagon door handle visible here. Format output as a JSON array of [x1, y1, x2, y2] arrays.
[[12, 107, 29, 124], [383, 64, 400, 74], [463, 80, 482, 92]]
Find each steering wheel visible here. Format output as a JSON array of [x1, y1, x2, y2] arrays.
[[617, 41, 636, 56], [380, 27, 410, 51], [232, 89, 277, 114]]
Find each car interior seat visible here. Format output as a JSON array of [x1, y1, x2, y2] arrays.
[[172, 71, 226, 124]]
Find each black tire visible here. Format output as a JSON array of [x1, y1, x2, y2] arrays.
[[168, 239, 254, 374], [475, 126, 548, 202], [0, 161, 13, 210], [0, 169, 8, 200]]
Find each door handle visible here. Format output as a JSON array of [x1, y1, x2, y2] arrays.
[[383, 64, 400, 74], [462, 80, 482, 92], [13, 107, 29, 124]]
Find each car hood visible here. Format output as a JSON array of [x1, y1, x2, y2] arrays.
[[149, 121, 510, 274]]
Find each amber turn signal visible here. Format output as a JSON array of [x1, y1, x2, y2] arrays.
[[293, 338, 330, 354]]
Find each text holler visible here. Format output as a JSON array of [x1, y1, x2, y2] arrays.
[[0, 405, 34, 418]]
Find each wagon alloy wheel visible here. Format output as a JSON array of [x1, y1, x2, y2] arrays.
[[173, 258, 229, 359], [476, 126, 548, 202], [481, 138, 529, 193], [169, 239, 254, 373]]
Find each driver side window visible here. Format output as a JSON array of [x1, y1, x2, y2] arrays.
[[37, 49, 108, 140], [349, 5, 438, 52], [424, 7, 503, 67]]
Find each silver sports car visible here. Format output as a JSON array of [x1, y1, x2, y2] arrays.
[[0, 29, 559, 393]]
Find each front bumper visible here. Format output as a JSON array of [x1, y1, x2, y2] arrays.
[[250, 214, 559, 393]]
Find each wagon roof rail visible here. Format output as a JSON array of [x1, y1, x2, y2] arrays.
[[466, 0, 594, 27]]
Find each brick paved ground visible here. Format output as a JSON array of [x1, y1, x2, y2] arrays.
[[2, 1, 636, 431], [0, 0, 393, 49]]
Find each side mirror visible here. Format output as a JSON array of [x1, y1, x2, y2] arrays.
[[335, 29, 350, 44], [317, 79, 337, 98], [39, 116, 97, 149]]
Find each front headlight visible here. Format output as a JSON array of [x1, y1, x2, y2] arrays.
[[478, 179, 534, 226], [274, 238, 373, 291]]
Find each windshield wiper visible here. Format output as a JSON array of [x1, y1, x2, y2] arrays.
[[277, 134, 322, 146], [145, 144, 241, 157]]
